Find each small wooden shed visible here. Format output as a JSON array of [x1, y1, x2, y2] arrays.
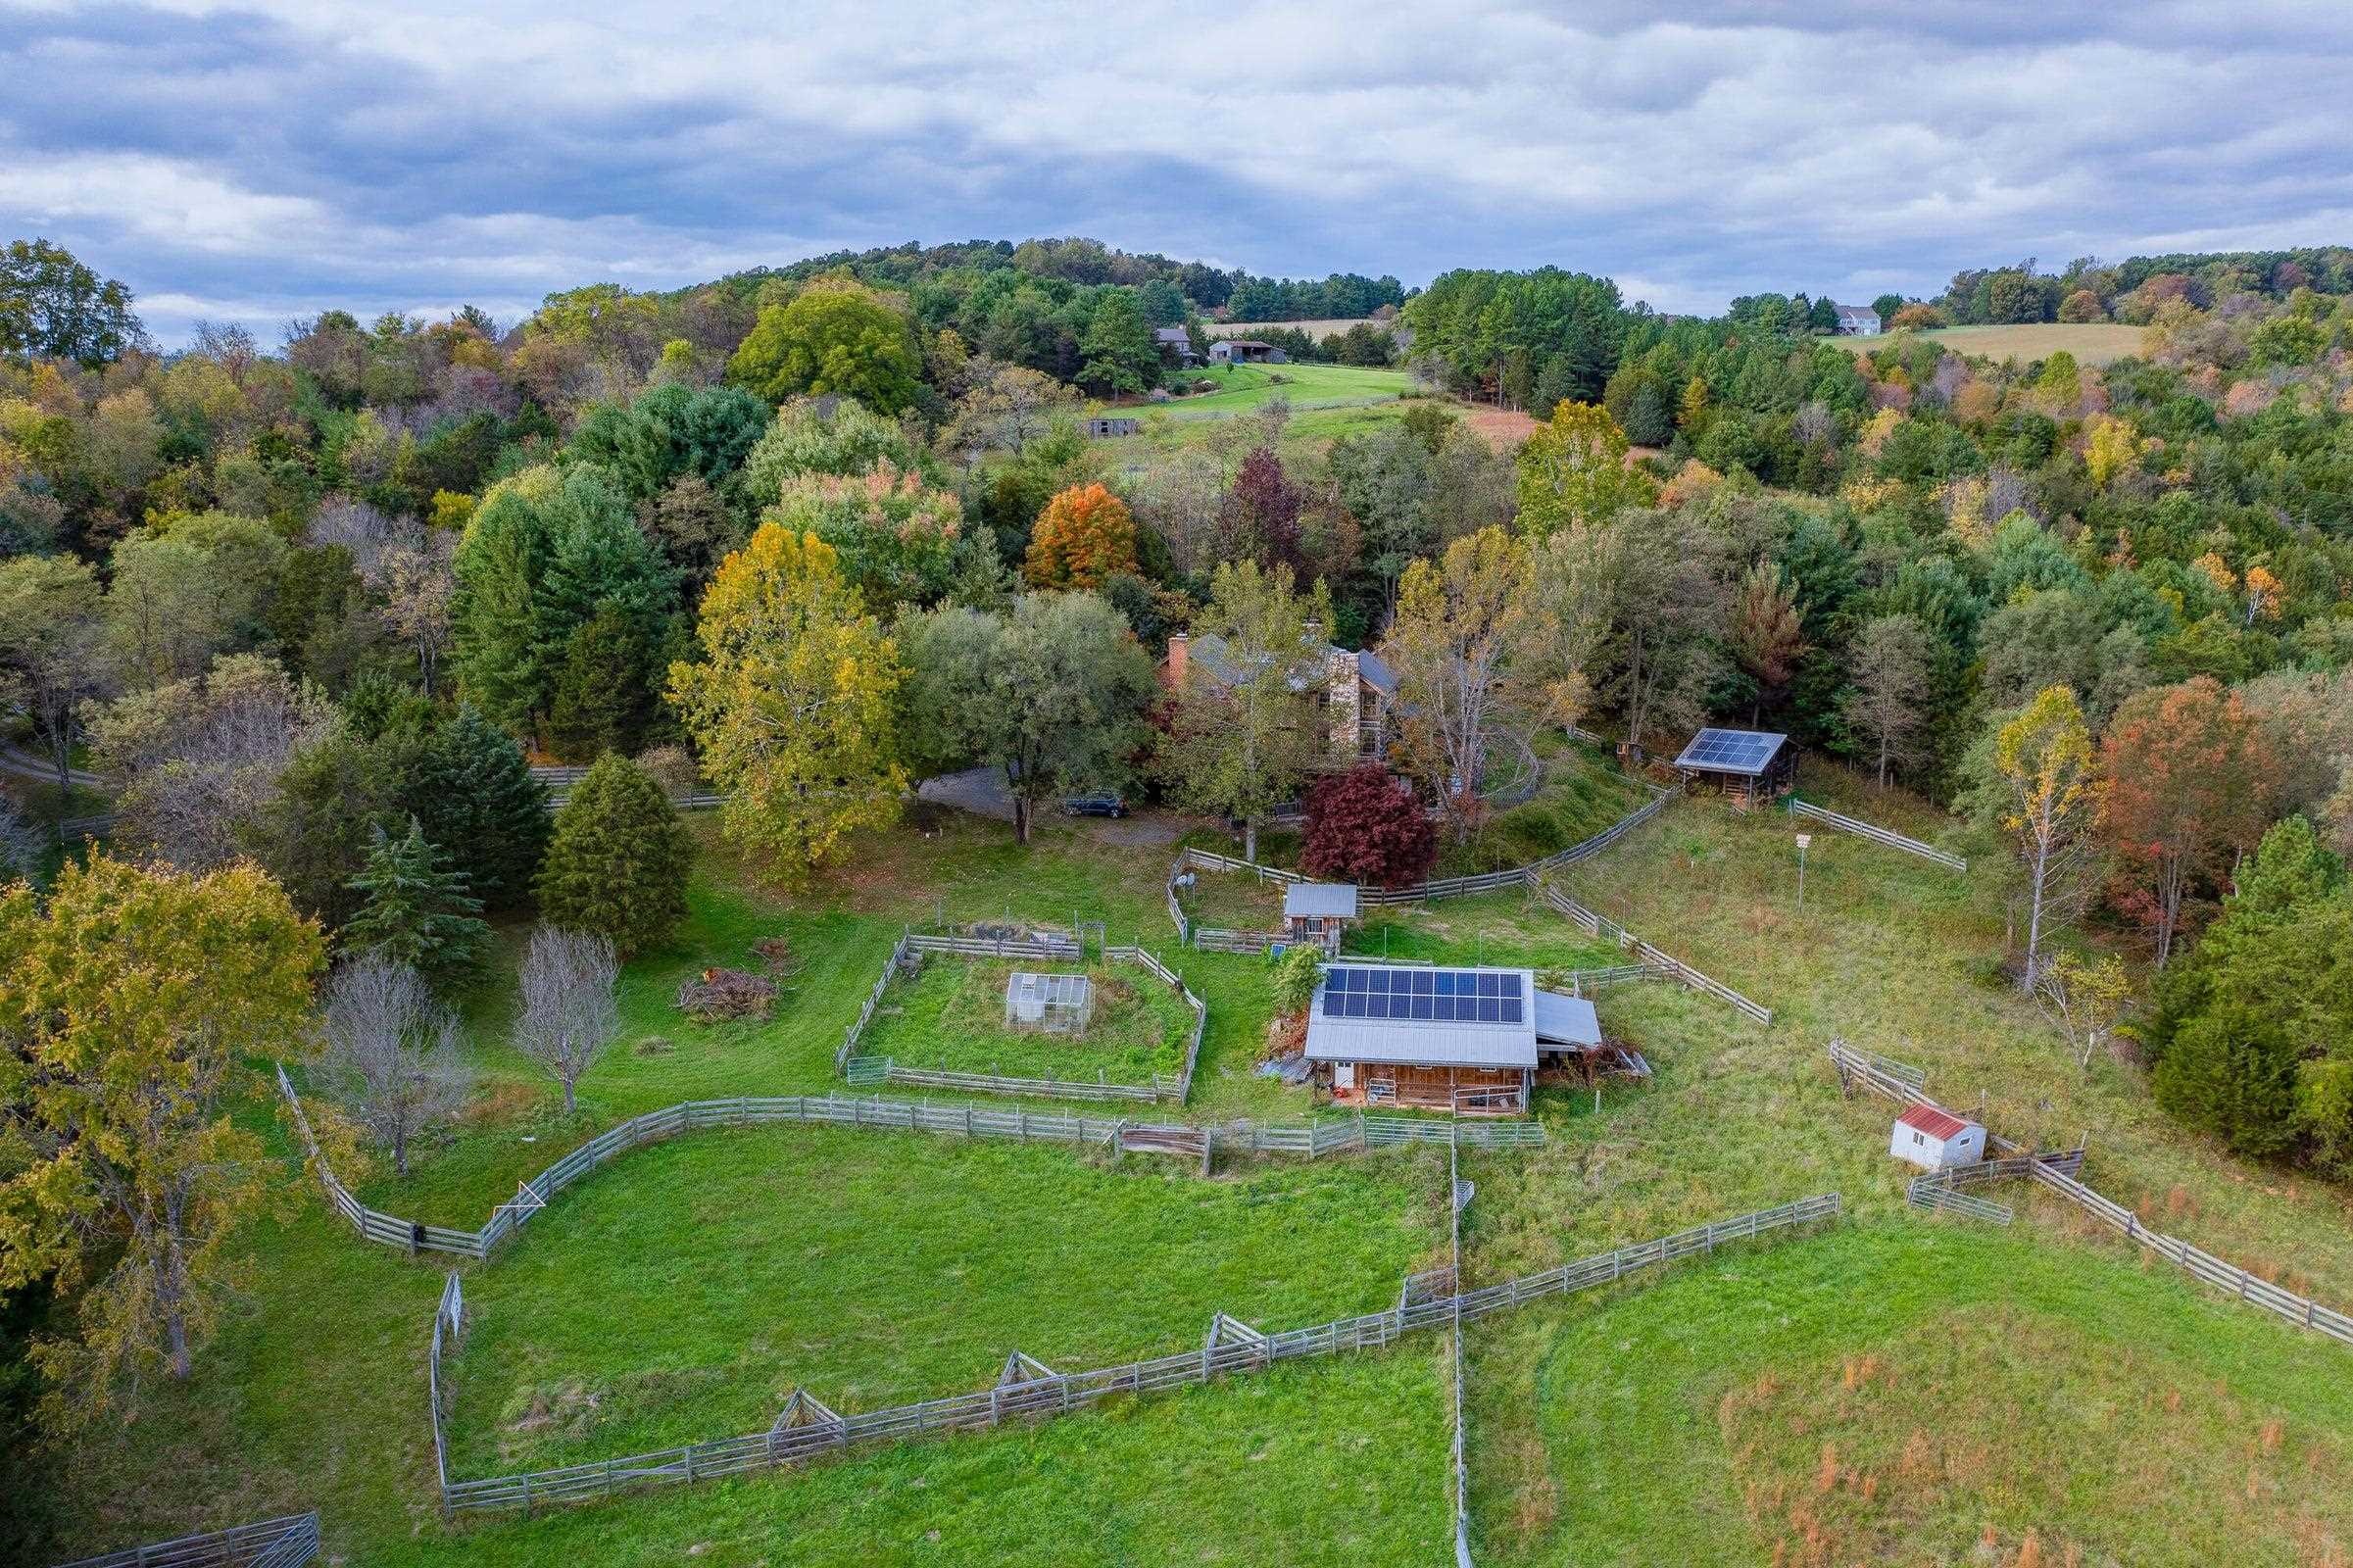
[[1282, 883, 1359, 948], [1672, 728, 1796, 809], [1889, 1103, 1985, 1171]]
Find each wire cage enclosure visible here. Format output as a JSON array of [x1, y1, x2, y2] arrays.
[[1005, 971, 1094, 1035]]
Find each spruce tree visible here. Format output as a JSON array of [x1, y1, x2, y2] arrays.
[[344, 817, 490, 988], [548, 605, 656, 761], [535, 754, 693, 956], [388, 706, 552, 912]]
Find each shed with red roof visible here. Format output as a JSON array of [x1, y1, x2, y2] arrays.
[[1889, 1102, 1985, 1171]]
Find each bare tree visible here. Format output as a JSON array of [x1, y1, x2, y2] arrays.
[[309, 496, 409, 582], [1840, 614, 1936, 788], [319, 954, 470, 1177], [0, 792, 44, 885], [85, 653, 338, 870], [514, 926, 620, 1114], [1605, 514, 1728, 755]]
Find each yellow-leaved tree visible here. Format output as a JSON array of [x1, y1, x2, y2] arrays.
[[1513, 401, 1653, 537], [667, 525, 906, 882], [1023, 482, 1138, 590], [1974, 685, 2102, 994], [0, 856, 324, 1428]]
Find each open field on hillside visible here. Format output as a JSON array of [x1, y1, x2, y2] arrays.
[[1207, 318, 1381, 341], [1471, 1221, 2353, 1566], [1151, 362, 1414, 417], [1839, 321, 2147, 366], [852, 953, 1196, 1084], [16, 766, 2353, 1568]]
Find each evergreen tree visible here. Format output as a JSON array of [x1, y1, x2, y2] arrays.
[[535, 754, 693, 956], [390, 706, 552, 912], [548, 606, 657, 760], [343, 818, 489, 987]]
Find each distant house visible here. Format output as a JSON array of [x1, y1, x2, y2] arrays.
[[1833, 303, 1882, 336], [1154, 326, 1198, 367], [1281, 883, 1359, 950], [1889, 1103, 1985, 1171], [1164, 632, 1398, 762], [1080, 416, 1140, 438], [1209, 339, 1287, 366], [1671, 728, 1796, 809]]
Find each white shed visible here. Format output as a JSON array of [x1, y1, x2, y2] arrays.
[[1889, 1102, 1985, 1171]]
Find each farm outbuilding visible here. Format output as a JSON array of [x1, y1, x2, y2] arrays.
[[1005, 971, 1094, 1035], [1672, 728, 1796, 808], [1282, 883, 1359, 950], [1081, 416, 1140, 438], [1209, 339, 1287, 365], [1306, 962, 1536, 1115], [1889, 1103, 1985, 1171]]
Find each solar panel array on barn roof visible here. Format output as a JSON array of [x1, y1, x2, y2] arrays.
[[1319, 965, 1525, 1025], [1672, 728, 1789, 776]]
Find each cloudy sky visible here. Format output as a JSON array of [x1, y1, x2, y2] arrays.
[[5, 0, 2352, 344]]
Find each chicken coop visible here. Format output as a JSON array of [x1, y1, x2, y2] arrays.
[[1005, 971, 1095, 1035]]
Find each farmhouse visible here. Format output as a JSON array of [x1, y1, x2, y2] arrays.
[[1834, 303, 1882, 335], [1307, 962, 1538, 1114], [1153, 325, 1197, 366], [1209, 338, 1287, 365], [1672, 727, 1796, 809], [1281, 882, 1359, 950], [1889, 1102, 1986, 1170], [1164, 632, 1398, 761]]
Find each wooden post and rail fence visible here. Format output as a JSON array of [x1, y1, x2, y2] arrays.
[[431, 1193, 1840, 1516], [45, 1513, 320, 1568], [1828, 1040, 2353, 1348], [1788, 799, 1967, 871]]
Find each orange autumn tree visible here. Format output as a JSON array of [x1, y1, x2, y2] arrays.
[[1024, 482, 1138, 590], [2098, 676, 2275, 967]]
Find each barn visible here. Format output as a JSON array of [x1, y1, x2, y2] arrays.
[[1889, 1102, 1986, 1171], [1306, 963, 1537, 1114], [1672, 727, 1796, 809]]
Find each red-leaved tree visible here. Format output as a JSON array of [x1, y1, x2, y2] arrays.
[[2098, 676, 2275, 966], [1302, 765, 1436, 889]]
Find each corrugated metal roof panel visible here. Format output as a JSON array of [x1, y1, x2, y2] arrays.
[[1533, 990, 1602, 1048], [1285, 883, 1360, 918], [1896, 1103, 1973, 1141]]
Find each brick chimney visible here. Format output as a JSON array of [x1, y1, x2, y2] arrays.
[[1165, 631, 1189, 692]]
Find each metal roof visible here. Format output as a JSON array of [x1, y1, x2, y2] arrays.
[[1285, 883, 1360, 919], [1304, 964, 1537, 1069], [1532, 990, 1602, 1048], [1672, 728, 1789, 776], [1896, 1103, 1974, 1141], [1354, 648, 1398, 696]]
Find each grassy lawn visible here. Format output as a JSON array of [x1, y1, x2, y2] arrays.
[[1149, 363, 1413, 417], [1838, 321, 2146, 366], [854, 954, 1196, 1085], [1470, 1220, 2353, 1566], [447, 1128, 1447, 1477]]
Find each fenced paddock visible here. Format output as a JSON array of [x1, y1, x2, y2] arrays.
[[1829, 1040, 2353, 1348], [281, 1069, 1548, 1266], [1536, 883, 1774, 1024], [46, 1513, 319, 1568], [1789, 799, 1967, 871], [435, 1193, 1839, 1516], [838, 934, 1206, 1104]]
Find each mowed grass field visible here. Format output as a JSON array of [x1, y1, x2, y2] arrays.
[[853, 953, 1196, 1084], [15, 763, 2353, 1567], [1840, 321, 2148, 366], [1152, 362, 1414, 417]]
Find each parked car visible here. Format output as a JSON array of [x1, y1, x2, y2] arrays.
[[1062, 792, 1128, 818]]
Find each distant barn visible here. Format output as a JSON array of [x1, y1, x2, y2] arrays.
[[1673, 728, 1795, 809], [1081, 416, 1140, 438]]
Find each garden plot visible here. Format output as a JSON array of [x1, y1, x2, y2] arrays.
[[857, 953, 1197, 1088]]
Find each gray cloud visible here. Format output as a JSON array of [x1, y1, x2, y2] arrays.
[[3, 0, 2350, 343]]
